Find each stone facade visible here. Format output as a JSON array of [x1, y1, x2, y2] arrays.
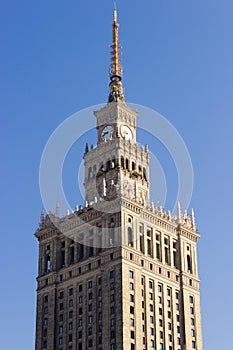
[[35, 8, 203, 350]]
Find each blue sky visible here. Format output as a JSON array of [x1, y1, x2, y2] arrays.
[[1, 0, 233, 349]]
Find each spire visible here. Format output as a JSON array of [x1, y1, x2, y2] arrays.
[[108, 4, 125, 103]]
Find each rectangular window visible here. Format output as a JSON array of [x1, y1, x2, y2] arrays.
[[59, 291, 64, 299], [88, 281, 92, 288], [149, 281, 153, 289], [89, 292, 93, 300], [130, 294, 134, 302], [192, 341, 196, 348], [130, 318, 134, 326], [44, 295, 48, 303], [69, 311, 73, 318], [130, 282, 134, 290], [130, 306, 134, 314], [129, 270, 134, 278], [110, 270, 114, 279], [69, 288, 73, 296], [131, 331, 135, 339], [190, 296, 194, 303], [69, 300, 73, 307]]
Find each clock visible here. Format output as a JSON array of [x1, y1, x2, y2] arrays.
[[101, 125, 113, 141], [121, 125, 133, 140]]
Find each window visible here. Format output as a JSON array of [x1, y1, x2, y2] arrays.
[[130, 306, 134, 314], [190, 296, 194, 303], [88, 316, 93, 323], [110, 282, 115, 290], [131, 330, 135, 339], [79, 284, 83, 292], [130, 294, 134, 302], [44, 318, 48, 326], [98, 311, 102, 320], [69, 334, 72, 342], [150, 304, 153, 311], [44, 306, 48, 314], [98, 277, 102, 285], [88, 339, 92, 347], [176, 303, 179, 311], [167, 288, 171, 296], [150, 327, 154, 335], [151, 340, 155, 348], [149, 293, 153, 300], [59, 326, 63, 334], [69, 322, 73, 330], [88, 281, 93, 288], [191, 318, 195, 325], [69, 311, 73, 318], [59, 337, 63, 345], [59, 303, 63, 311], [111, 344, 116, 350], [158, 284, 162, 292], [89, 292, 93, 300], [88, 304, 93, 312], [190, 307, 194, 314], [191, 329, 195, 337], [78, 318, 82, 327], [59, 291, 64, 299], [78, 330, 82, 338], [176, 292, 179, 299], [130, 282, 134, 290], [159, 308, 163, 315], [177, 326, 180, 333], [167, 300, 171, 307], [168, 322, 171, 330], [79, 296, 83, 304], [88, 327, 93, 335], [168, 334, 172, 342], [69, 300, 73, 307], [168, 311, 171, 318], [159, 319, 163, 327], [111, 319, 115, 326], [110, 306, 115, 314], [99, 324, 103, 331], [44, 295, 48, 303], [192, 341, 196, 348], [130, 318, 134, 326], [43, 340, 47, 349], [160, 331, 163, 339], [79, 307, 82, 315], [110, 294, 114, 302], [110, 270, 115, 279], [159, 344, 163, 350], [178, 338, 181, 345], [129, 270, 134, 278], [149, 281, 153, 289], [59, 314, 63, 322], [150, 316, 154, 323], [68, 347, 72, 350], [69, 288, 73, 296]]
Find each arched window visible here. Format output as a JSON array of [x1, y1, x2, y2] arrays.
[[187, 255, 192, 273], [128, 227, 133, 246], [46, 255, 51, 272], [143, 167, 147, 181], [121, 156, 124, 169]]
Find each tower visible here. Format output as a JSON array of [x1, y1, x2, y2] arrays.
[[35, 7, 203, 350]]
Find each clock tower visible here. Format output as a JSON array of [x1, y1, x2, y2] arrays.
[[83, 8, 150, 205], [35, 6, 203, 350]]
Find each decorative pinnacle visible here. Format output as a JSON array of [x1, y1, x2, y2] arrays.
[[108, 5, 125, 103]]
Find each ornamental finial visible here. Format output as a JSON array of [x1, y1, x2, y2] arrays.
[[108, 5, 125, 103]]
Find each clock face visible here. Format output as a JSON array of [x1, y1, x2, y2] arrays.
[[101, 125, 113, 141], [121, 125, 133, 141]]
